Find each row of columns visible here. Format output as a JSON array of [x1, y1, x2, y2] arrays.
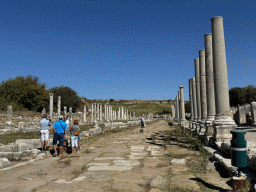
[[49, 93, 73, 121], [185, 16, 236, 141], [174, 86, 187, 126]]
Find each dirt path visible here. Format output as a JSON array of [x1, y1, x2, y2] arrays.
[[0, 120, 233, 192]]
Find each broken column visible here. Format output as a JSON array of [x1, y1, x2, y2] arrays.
[[211, 16, 236, 141], [42, 108, 46, 116], [84, 105, 86, 122], [64, 106, 67, 117], [69, 107, 72, 121], [49, 93, 54, 119], [205, 33, 216, 135]]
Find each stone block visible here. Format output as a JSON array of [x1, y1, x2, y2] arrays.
[[81, 131, 89, 137], [170, 158, 186, 165], [0, 158, 12, 169], [89, 128, 96, 136], [0, 152, 23, 160], [15, 139, 41, 151], [150, 176, 167, 188]]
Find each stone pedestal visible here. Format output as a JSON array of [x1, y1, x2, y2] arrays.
[[205, 121, 214, 136]]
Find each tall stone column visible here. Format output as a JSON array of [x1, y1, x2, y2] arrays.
[[91, 103, 94, 122], [192, 78, 198, 121], [211, 16, 236, 141], [97, 103, 99, 121], [179, 86, 186, 122], [178, 91, 181, 123], [49, 93, 54, 119], [133, 111, 135, 119], [189, 79, 194, 121], [100, 104, 102, 121], [199, 50, 207, 122], [106, 105, 109, 121], [94, 103, 97, 122], [84, 105, 87, 122], [7, 105, 12, 123], [104, 105, 107, 121], [174, 97, 177, 121], [121, 107, 124, 119], [195, 58, 201, 122], [176, 95, 180, 122], [57, 96, 61, 118], [69, 107, 72, 121], [205, 33, 216, 135]]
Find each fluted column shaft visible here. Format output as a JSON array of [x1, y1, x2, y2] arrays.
[[189, 79, 194, 121], [180, 86, 186, 121], [204, 33, 216, 121], [192, 78, 198, 121], [194, 58, 201, 122], [211, 16, 231, 120], [199, 50, 207, 122]]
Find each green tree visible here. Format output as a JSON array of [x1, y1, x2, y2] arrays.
[[48, 86, 82, 112], [0, 75, 49, 111]]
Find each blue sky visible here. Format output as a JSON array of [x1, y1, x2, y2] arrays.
[[0, 0, 255, 100]]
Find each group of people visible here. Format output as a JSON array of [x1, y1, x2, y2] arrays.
[[39, 114, 81, 157]]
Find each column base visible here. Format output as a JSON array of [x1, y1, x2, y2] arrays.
[[181, 120, 189, 128], [199, 123, 206, 134], [205, 120, 214, 136], [213, 117, 237, 142]]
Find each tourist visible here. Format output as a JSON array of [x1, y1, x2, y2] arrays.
[[52, 116, 68, 157], [40, 114, 51, 152], [69, 119, 80, 154], [63, 116, 69, 150], [140, 114, 145, 133]]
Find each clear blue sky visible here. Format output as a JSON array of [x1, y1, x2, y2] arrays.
[[0, 0, 255, 101]]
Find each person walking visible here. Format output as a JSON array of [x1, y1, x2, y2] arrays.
[[40, 114, 51, 152], [69, 119, 80, 154], [52, 116, 68, 157], [140, 114, 145, 133]]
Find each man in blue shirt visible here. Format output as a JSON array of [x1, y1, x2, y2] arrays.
[[52, 116, 68, 157], [40, 114, 51, 152]]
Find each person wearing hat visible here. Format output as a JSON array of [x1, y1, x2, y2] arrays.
[[140, 114, 145, 133]]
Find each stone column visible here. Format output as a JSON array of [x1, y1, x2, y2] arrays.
[[118, 111, 120, 120], [64, 106, 67, 117], [174, 97, 177, 121], [69, 107, 72, 121], [57, 96, 61, 119], [42, 108, 46, 116], [104, 105, 107, 121], [189, 79, 194, 122], [178, 91, 181, 123], [251, 102, 256, 127], [194, 58, 201, 122], [133, 111, 135, 119], [97, 103, 100, 121], [106, 105, 109, 121], [179, 86, 186, 122], [84, 105, 86, 122], [192, 78, 198, 122], [121, 107, 123, 119], [211, 16, 236, 141], [94, 103, 97, 122], [91, 103, 94, 122], [205, 33, 216, 135], [199, 50, 207, 123], [100, 104, 102, 121], [49, 93, 54, 119], [176, 96, 180, 122], [7, 105, 12, 123]]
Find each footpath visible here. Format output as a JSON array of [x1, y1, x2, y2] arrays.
[[0, 120, 233, 192]]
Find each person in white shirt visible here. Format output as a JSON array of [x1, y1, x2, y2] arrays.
[[64, 116, 70, 150]]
